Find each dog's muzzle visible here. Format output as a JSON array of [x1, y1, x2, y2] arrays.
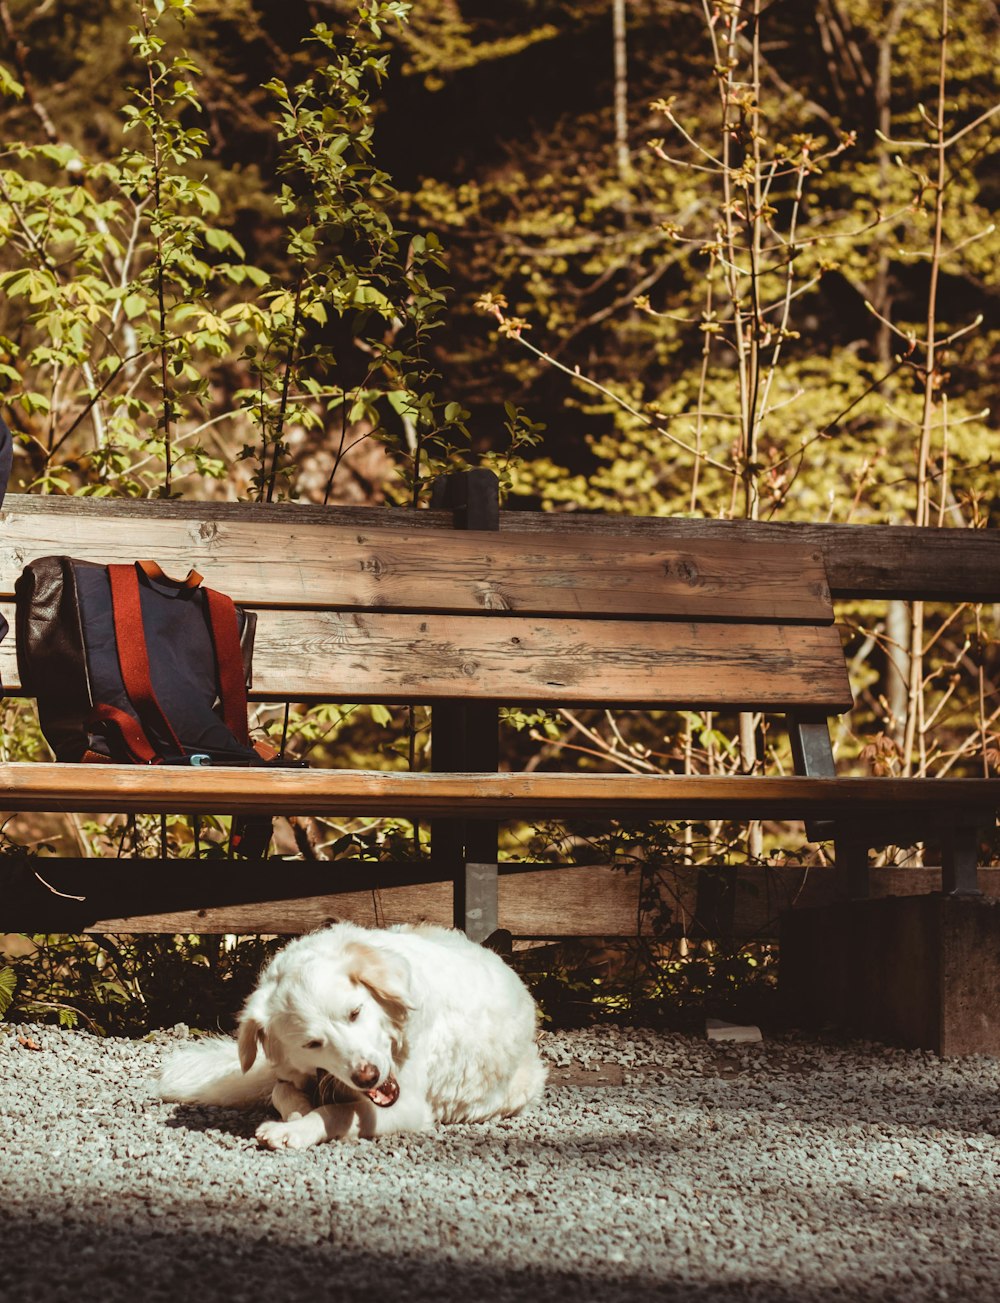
[[316, 1069, 400, 1109]]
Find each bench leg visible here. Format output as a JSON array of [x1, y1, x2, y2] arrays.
[[834, 830, 871, 900], [787, 712, 836, 843], [432, 469, 502, 945], [454, 861, 499, 943], [940, 816, 983, 898]]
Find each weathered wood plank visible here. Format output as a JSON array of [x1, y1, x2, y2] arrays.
[[0, 499, 832, 621], [0, 765, 996, 818], [500, 513, 1000, 603], [4, 857, 644, 936], [15, 856, 999, 938], [0, 607, 854, 707], [86, 886, 455, 935], [242, 611, 850, 709], [2, 496, 993, 601], [109, 869, 644, 937], [0, 494, 455, 531]]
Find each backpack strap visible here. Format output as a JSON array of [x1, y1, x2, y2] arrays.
[[137, 559, 249, 744], [107, 563, 187, 760], [89, 702, 161, 765], [0, 418, 12, 649], [137, 560, 204, 589], [0, 415, 12, 506], [202, 587, 252, 747]]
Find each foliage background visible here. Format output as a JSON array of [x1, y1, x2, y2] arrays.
[[1, 0, 996, 516]]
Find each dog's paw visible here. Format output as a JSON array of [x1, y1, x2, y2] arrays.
[[256, 1119, 312, 1150]]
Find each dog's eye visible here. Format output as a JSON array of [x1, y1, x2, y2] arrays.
[[348, 1007, 361, 1022], [304, 1039, 323, 1049]]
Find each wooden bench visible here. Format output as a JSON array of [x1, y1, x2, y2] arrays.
[[1, 471, 998, 952]]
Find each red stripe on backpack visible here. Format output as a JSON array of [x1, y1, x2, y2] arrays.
[[107, 563, 188, 761]]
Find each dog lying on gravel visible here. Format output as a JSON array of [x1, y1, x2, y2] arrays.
[[156, 922, 547, 1150]]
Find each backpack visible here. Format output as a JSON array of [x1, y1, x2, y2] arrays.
[[15, 555, 270, 768], [0, 415, 11, 647], [0, 416, 287, 855], [0, 416, 265, 767]]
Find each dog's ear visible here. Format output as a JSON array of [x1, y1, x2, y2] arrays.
[[346, 942, 413, 1027], [238, 985, 270, 1071], [237, 1015, 264, 1073]]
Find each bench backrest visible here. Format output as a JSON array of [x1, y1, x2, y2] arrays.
[[0, 497, 853, 714]]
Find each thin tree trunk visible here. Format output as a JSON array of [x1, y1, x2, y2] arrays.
[[876, 0, 913, 744], [902, 0, 949, 776], [612, 0, 632, 183]]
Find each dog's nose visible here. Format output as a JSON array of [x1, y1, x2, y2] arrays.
[[351, 1063, 380, 1089]]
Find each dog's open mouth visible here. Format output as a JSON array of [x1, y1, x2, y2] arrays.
[[365, 1074, 400, 1108], [318, 1069, 400, 1109]]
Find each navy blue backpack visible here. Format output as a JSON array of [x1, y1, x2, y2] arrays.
[[0, 415, 262, 767], [0, 415, 11, 648], [15, 554, 266, 767], [1, 415, 283, 852]]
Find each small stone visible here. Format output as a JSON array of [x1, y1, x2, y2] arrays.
[[706, 1018, 763, 1044]]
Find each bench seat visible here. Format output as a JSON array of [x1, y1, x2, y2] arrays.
[[1, 763, 997, 822]]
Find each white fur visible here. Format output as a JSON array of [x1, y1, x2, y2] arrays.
[[156, 923, 547, 1150]]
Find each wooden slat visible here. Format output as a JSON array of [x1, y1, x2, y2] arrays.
[[0, 496, 833, 621], [16, 858, 1000, 938], [3, 496, 994, 602], [247, 612, 853, 709], [0, 494, 457, 531], [501, 512, 1000, 603], [14, 853, 1000, 938], [4, 859, 643, 936], [92, 870, 644, 937], [0, 765, 996, 817], [0, 607, 854, 708]]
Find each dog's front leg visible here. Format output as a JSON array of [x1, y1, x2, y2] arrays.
[[256, 1070, 358, 1149], [256, 1101, 358, 1150], [270, 1076, 314, 1122]]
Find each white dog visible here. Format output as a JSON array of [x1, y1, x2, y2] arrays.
[[156, 922, 548, 1149]]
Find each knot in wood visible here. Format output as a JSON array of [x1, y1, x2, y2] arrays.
[[475, 582, 511, 611], [461, 661, 479, 678], [196, 522, 218, 542], [664, 554, 699, 586], [363, 556, 386, 581]]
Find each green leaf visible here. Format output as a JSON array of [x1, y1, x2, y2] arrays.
[[386, 389, 414, 416], [0, 62, 25, 101], [204, 227, 244, 256], [123, 293, 146, 321], [0, 966, 15, 1019]]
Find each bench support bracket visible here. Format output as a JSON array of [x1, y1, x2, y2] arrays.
[[454, 862, 500, 945], [787, 712, 837, 844], [940, 814, 984, 898]]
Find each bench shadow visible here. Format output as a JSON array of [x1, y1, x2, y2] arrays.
[[162, 1100, 269, 1140], [8, 1206, 988, 1303]]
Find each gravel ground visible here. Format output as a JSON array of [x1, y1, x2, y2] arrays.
[[2, 1022, 1000, 1303]]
